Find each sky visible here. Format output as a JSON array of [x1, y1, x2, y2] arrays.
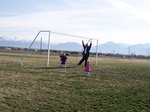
[[0, 0, 150, 44]]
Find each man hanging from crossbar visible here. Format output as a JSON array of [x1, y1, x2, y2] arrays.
[[77, 40, 92, 67]]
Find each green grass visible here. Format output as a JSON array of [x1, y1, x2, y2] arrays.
[[0, 52, 150, 112]]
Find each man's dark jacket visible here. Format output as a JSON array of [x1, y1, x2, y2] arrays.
[[82, 42, 92, 56]]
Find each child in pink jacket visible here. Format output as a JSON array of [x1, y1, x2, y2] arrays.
[[85, 61, 91, 78]]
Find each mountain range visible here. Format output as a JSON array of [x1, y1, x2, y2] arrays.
[[1, 37, 150, 56]]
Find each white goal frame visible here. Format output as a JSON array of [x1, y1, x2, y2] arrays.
[[27, 30, 99, 67]]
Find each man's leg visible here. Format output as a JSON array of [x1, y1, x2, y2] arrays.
[[78, 56, 85, 65]]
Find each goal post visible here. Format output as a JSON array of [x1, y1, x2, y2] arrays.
[[96, 39, 99, 66], [21, 30, 51, 66], [27, 30, 51, 66], [23, 30, 99, 67], [47, 31, 50, 66]]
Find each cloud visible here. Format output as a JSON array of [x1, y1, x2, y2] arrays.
[[0, 7, 115, 30], [0, 12, 65, 28], [106, 0, 150, 22]]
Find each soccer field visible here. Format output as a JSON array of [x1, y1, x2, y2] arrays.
[[0, 52, 150, 112]]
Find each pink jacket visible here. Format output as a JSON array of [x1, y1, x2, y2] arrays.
[[85, 64, 91, 72]]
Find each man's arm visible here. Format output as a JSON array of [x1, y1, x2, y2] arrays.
[[82, 40, 85, 47], [89, 40, 92, 48]]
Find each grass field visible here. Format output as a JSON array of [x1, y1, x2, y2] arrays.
[[0, 52, 150, 112]]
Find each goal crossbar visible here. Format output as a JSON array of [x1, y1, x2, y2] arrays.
[[51, 31, 98, 41]]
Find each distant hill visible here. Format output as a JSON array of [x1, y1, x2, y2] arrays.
[[0, 37, 30, 48], [97, 41, 129, 54], [51, 42, 82, 52], [97, 41, 150, 56], [1, 37, 150, 56]]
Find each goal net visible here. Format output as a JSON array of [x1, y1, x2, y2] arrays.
[[21, 30, 99, 67]]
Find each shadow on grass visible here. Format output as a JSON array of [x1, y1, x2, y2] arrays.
[[32, 66, 77, 70]]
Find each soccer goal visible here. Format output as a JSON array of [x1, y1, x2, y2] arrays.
[[21, 30, 99, 67]]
